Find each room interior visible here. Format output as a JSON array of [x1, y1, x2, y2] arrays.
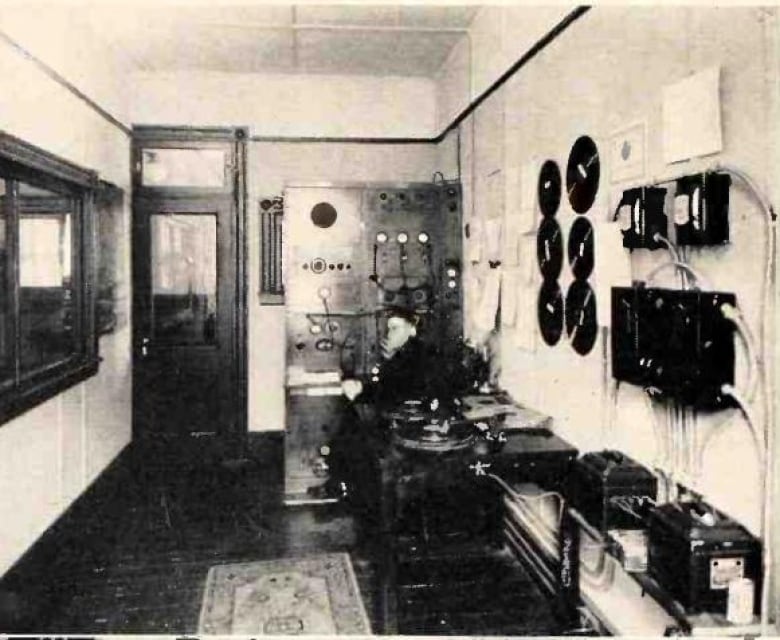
[[0, 3, 778, 636]]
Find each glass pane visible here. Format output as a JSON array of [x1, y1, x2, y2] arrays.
[[18, 181, 76, 372], [151, 214, 217, 344], [142, 148, 226, 188]]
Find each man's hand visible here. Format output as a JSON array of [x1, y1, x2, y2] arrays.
[[341, 379, 363, 401]]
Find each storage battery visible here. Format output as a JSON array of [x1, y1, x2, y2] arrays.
[[568, 450, 657, 532], [647, 502, 761, 614]]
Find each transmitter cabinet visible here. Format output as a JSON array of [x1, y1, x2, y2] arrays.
[[647, 502, 761, 615], [569, 450, 657, 532]]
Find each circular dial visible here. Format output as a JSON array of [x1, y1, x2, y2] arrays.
[[538, 160, 562, 217], [565, 280, 598, 355], [566, 136, 600, 214], [568, 217, 595, 280], [538, 280, 564, 346], [536, 217, 563, 280], [310, 202, 338, 228]]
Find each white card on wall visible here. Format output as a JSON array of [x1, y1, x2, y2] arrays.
[[501, 268, 519, 327], [466, 217, 484, 264], [609, 121, 646, 183], [662, 66, 722, 164], [502, 215, 522, 266], [484, 218, 503, 263], [519, 160, 539, 232]]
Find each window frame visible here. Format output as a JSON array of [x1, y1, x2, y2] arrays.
[[0, 131, 99, 425]]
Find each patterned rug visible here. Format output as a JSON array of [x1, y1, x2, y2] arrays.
[[197, 553, 371, 635]]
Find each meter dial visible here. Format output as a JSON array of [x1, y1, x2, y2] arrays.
[[567, 217, 595, 280], [566, 135, 600, 214], [538, 280, 564, 346], [536, 217, 563, 280], [538, 160, 562, 217], [565, 280, 598, 355]]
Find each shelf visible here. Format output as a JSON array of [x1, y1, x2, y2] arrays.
[[616, 549, 761, 636]]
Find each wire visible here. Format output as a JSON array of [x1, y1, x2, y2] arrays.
[[643, 260, 711, 290], [486, 472, 565, 525], [706, 385, 764, 466], [652, 233, 687, 289], [714, 164, 776, 634], [720, 303, 759, 402]]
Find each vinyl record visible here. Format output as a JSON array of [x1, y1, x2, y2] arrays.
[[567, 217, 595, 280], [566, 136, 600, 214], [538, 160, 562, 217], [538, 280, 564, 346], [565, 280, 598, 355], [536, 217, 563, 280]]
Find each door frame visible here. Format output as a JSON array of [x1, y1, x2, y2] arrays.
[[130, 126, 248, 452]]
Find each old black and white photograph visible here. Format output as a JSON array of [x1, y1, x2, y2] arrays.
[[0, 1, 778, 637]]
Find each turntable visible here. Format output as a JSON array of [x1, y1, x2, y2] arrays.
[[386, 399, 476, 453]]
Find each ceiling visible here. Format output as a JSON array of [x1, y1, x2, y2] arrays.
[[86, 4, 479, 77]]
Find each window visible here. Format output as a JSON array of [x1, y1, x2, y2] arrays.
[[0, 131, 98, 423]]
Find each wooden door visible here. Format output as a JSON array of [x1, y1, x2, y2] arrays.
[[131, 129, 246, 451]]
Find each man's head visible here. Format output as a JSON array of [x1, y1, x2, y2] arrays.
[[381, 307, 418, 360]]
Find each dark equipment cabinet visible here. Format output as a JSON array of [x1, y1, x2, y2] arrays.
[[373, 427, 578, 634], [647, 502, 762, 615], [568, 450, 658, 532]]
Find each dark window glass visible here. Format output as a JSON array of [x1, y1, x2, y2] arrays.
[[0, 132, 99, 426], [151, 213, 217, 344], [17, 180, 76, 373]]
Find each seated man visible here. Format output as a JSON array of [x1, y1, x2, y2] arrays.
[[308, 306, 435, 520], [310, 305, 487, 533]]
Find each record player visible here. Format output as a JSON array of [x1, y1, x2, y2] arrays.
[[386, 399, 477, 453]]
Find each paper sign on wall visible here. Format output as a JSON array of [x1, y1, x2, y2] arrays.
[[473, 268, 501, 342], [484, 218, 503, 263], [466, 217, 484, 264], [501, 268, 519, 328], [520, 160, 539, 231], [512, 233, 538, 351], [662, 66, 722, 163], [502, 215, 522, 266]]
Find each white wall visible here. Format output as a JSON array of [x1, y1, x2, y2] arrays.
[[441, 5, 779, 630], [0, 17, 132, 576], [248, 141, 441, 430], [130, 71, 437, 139], [436, 5, 574, 132]]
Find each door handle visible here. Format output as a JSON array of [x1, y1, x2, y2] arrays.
[[141, 337, 150, 357]]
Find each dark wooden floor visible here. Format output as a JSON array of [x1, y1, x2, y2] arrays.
[[0, 432, 562, 635]]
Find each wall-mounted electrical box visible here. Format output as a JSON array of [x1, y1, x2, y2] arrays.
[[673, 172, 731, 246], [616, 186, 668, 250], [611, 286, 736, 408]]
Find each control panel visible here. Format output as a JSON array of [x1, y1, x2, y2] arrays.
[[282, 181, 463, 503], [611, 286, 736, 407], [285, 182, 463, 380]]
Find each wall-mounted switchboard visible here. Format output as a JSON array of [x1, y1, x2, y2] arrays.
[[673, 172, 731, 246], [282, 181, 463, 502], [611, 286, 736, 407]]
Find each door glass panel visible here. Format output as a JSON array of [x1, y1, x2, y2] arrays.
[[151, 213, 217, 344], [142, 148, 227, 188], [18, 181, 75, 372]]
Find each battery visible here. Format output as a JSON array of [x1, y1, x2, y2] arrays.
[[568, 450, 657, 532], [647, 502, 761, 614]]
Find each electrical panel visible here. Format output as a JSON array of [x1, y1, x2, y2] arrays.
[[282, 182, 463, 502], [616, 186, 668, 250], [611, 286, 736, 408], [674, 172, 731, 246]]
